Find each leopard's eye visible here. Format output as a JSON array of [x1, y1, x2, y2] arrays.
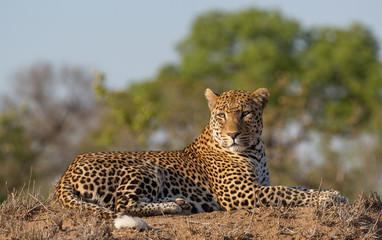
[[217, 113, 226, 119], [241, 111, 251, 118]]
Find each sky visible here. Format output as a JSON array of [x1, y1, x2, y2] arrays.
[[1, 0, 382, 94]]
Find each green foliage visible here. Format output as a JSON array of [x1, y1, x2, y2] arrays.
[[93, 72, 157, 148], [177, 9, 301, 95], [92, 67, 209, 150], [300, 24, 382, 134], [88, 8, 382, 198]]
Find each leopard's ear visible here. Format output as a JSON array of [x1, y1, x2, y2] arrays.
[[205, 88, 219, 111], [250, 88, 270, 110]]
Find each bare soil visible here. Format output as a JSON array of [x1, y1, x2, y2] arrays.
[[0, 191, 381, 239]]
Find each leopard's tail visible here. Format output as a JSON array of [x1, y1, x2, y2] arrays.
[[55, 177, 149, 229], [114, 215, 149, 229]]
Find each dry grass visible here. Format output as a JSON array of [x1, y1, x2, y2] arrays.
[[0, 188, 381, 239]]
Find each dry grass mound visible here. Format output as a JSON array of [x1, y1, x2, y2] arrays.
[[0, 188, 381, 239]]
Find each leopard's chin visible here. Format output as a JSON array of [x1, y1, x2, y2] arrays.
[[227, 143, 247, 153]]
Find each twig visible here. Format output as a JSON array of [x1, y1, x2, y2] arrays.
[[362, 209, 382, 240], [160, 209, 178, 240], [316, 177, 323, 210], [247, 207, 257, 232], [28, 193, 53, 214], [187, 220, 226, 226]]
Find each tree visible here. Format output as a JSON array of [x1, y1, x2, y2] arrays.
[[1, 63, 100, 198]]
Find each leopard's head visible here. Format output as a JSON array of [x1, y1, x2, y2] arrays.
[[205, 88, 270, 152]]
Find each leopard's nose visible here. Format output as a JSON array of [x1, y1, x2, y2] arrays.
[[226, 131, 241, 140]]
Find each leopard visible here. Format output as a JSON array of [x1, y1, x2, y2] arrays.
[[55, 88, 347, 229]]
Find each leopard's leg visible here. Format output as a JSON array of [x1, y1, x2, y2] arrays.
[[55, 177, 118, 219], [115, 195, 190, 216], [286, 186, 347, 203], [253, 185, 347, 207], [113, 183, 192, 229], [56, 176, 149, 229], [114, 182, 190, 217]]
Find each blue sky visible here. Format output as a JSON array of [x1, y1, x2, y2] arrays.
[[1, 0, 381, 94]]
